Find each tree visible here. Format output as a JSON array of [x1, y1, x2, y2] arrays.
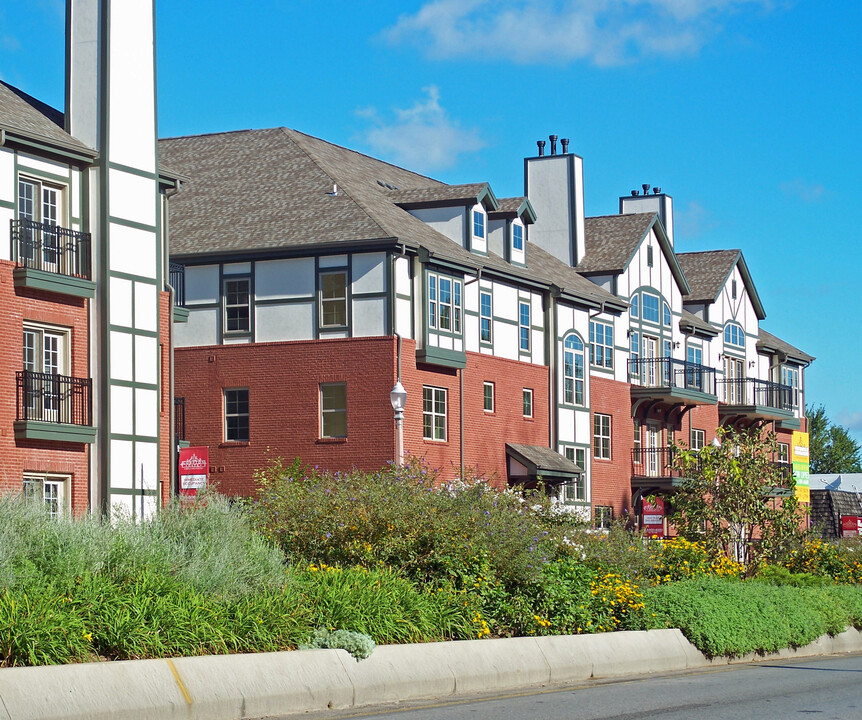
[[807, 404, 862, 474], [670, 427, 806, 576]]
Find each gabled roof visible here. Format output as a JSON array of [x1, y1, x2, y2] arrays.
[[506, 443, 582, 480], [390, 183, 498, 211], [159, 127, 625, 312], [490, 197, 537, 224], [676, 249, 766, 320], [0, 81, 96, 160], [757, 328, 814, 365], [679, 309, 719, 338], [578, 212, 689, 294]]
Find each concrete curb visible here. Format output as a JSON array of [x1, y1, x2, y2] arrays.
[[0, 628, 860, 719]]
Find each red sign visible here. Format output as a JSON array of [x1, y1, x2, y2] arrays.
[[178, 446, 209, 497], [642, 497, 665, 538], [841, 516, 862, 538]]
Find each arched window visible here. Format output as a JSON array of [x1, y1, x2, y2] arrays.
[[564, 334, 585, 405], [724, 322, 745, 348], [663, 302, 671, 327], [630, 293, 639, 318]]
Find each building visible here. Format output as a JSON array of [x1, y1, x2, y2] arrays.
[[0, 0, 180, 518], [164, 131, 813, 527]]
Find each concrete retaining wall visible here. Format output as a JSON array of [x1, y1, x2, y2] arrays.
[[0, 628, 860, 720]]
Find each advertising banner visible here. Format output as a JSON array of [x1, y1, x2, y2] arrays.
[[178, 446, 209, 498], [791, 431, 810, 504], [642, 497, 665, 538], [841, 516, 862, 538]]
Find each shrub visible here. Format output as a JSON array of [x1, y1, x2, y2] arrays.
[[786, 540, 862, 584], [302, 628, 375, 661], [649, 537, 743, 585]]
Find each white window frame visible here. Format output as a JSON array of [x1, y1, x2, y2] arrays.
[[724, 322, 745, 348], [560, 447, 587, 503], [778, 442, 790, 463], [663, 302, 671, 327], [589, 320, 613, 369], [564, 334, 585, 405], [423, 386, 447, 441], [594, 413, 611, 460], [781, 365, 800, 407], [479, 290, 492, 344], [23, 473, 69, 519], [642, 292, 660, 324], [512, 222, 524, 252], [319, 270, 348, 329], [223, 276, 251, 334], [522, 388, 533, 418], [320, 382, 347, 438], [595, 505, 614, 529], [519, 301, 531, 352], [691, 428, 705, 451], [472, 209, 485, 239], [22, 323, 71, 421], [483, 381, 494, 413], [630, 293, 639, 318], [428, 272, 462, 334]]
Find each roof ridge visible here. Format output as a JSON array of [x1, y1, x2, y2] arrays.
[[586, 212, 655, 221], [279, 128, 391, 240]]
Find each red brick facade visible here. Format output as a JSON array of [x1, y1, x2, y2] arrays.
[[0, 260, 91, 514], [590, 375, 635, 514]]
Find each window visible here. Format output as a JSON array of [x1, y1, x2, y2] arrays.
[[646, 244, 654, 267], [781, 365, 799, 407], [630, 294, 639, 318], [560, 448, 586, 503], [523, 388, 533, 418], [23, 474, 67, 519], [429, 273, 462, 333], [480, 290, 492, 343], [633, 420, 642, 463], [224, 277, 250, 333], [320, 383, 347, 438], [691, 429, 705, 451], [224, 388, 249, 442], [519, 301, 530, 351], [472, 209, 485, 239], [319, 271, 347, 328], [732, 279, 738, 300], [589, 321, 613, 369], [423, 386, 446, 441], [642, 293, 660, 323], [563, 334, 585, 405], [18, 178, 64, 269], [593, 413, 611, 460], [483, 382, 494, 412], [595, 506, 614, 530], [663, 302, 671, 327], [22, 325, 69, 420], [724, 322, 745, 348], [778, 442, 790, 463], [630, 331, 640, 368], [687, 345, 702, 366], [512, 223, 524, 252]]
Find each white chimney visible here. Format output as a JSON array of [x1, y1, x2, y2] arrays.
[[524, 136, 585, 267], [620, 187, 674, 247]]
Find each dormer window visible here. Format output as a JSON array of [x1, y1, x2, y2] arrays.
[[512, 223, 523, 251], [472, 209, 485, 239], [428, 272, 462, 334]]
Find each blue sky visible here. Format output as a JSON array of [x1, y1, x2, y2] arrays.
[[2, 1, 861, 439]]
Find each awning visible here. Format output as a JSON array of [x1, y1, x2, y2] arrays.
[[506, 443, 582, 484]]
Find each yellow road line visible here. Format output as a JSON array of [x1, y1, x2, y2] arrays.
[[165, 658, 193, 705]]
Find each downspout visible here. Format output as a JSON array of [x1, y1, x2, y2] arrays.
[[459, 367, 464, 479], [164, 185, 180, 500]]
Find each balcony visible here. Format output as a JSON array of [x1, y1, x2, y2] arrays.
[[631, 447, 693, 490], [11, 219, 95, 298], [169, 262, 189, 322], [14, 370, 95, 443], [629, 358, 717, 412], [716, 378, 795, 426]]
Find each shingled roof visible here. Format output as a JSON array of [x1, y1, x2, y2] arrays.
[[490, 197, 537, 223], [679, 309, 718, 337], [757, 328, 814, 364], [159, 127, 624, 311], [676, 249, 766, 320], [389, 183, 497, 210], [0, 81, 94, 156]]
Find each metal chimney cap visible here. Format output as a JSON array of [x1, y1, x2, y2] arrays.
[[653, 187, 662, 194], [631, 190, 639, 196], [642, 183, 651, 194], [537, 140, 546, 156], [561, 138, 570, 153]]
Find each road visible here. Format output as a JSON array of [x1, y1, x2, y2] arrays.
[[297, 653, 862, 720]]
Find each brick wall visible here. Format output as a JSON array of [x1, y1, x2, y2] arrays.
[[0, 260, 90, 514], [174, 336, 399, 496], [400, 340, 550, 488], [590, 375, 634, 516]]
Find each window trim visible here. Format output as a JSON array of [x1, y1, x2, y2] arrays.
[[223, 275, 252, 336], [593, 413, 611, 460], [642, 292, 660, 324], [563, 333, 585, 406], [223, 387, 250, 443], [519, 300, 531, 352], [318, 269, 349, 330], [319, 382, 348, 439], [512, 222, 524, 252], [589, 320, 614, 369], [472, 209, 485, 240], [522, 388, 533, 418], [479, 290, 492, 344], [23, 473, 69, 519], [724, 322, 745, 348], [483, 381, 494, 413], [422, 385, 447, 441], [630, 293, 639, 318], [691, 428, 705, 451], [428, 271, 463, 336], [595, 505, 614, 530]]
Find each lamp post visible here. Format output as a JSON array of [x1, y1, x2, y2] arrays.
[[390, 381, 407, 467]]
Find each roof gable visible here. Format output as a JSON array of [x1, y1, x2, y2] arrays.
[[677, 249, 766, 320]]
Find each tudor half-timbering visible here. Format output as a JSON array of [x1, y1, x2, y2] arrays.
[[0, 0, 180, 518]]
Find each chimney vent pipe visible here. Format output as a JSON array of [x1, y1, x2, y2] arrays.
[[642, 183, 650, 195], [653, 187, 661, 194], [631, 190, 639, 196], [537, 140, 545, 156], [549, 134, 558, 155], [561, 138, 569, 154]]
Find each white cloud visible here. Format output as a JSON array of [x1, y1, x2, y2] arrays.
[[357, 86, 485, 173], [780, 179, 826, 203], [674, 200, 719, 240], [836, 411, 862, 434], [384, 0, 775, 66]]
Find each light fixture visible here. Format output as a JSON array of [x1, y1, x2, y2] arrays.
[[390, 381, 407, 466]]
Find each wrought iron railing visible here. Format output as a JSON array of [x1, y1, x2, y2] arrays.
[[11, 219, 91, 280], [174, 396, 186, 443], [628, 358, 716, 395], [716, 378, 793, 411], [16, 370, 92, 426], [169, 262, 185, 307], [631, 447, 690, 478]]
